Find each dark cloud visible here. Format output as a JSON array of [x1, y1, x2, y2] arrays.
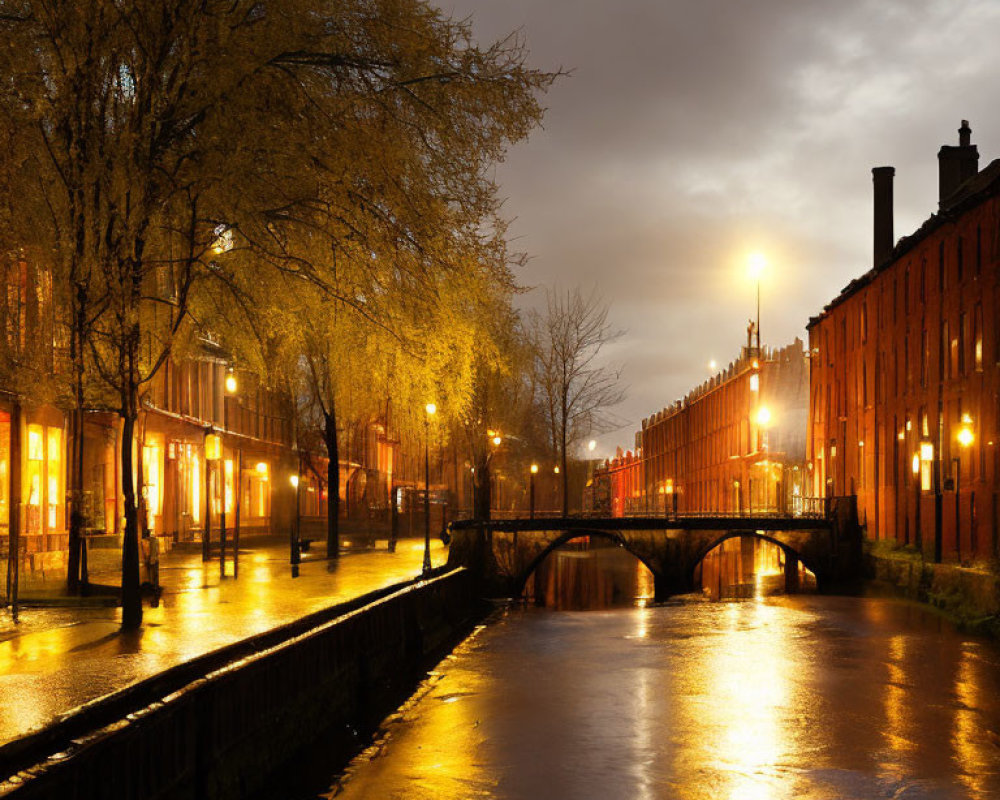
[[442, 0, 1000, 457]]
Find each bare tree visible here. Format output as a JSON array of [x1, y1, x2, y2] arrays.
[[531, 287, 626, 514]]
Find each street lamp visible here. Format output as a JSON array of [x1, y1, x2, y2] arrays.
[[529, 463, 538, 519], [911, 451, 921, 551], [290, 472, 301, 570], [423, 402, 437, 574], [588, 439, 597, 453], [954, 416, 974, 561]]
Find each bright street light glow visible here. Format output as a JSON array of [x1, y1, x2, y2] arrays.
[[709, 359, 717, 371], [425, 402, 437, 416], [756, 406, 771, 426], [289, 474, 299, 488], [958, 426, 974, 447], [530, 463, 539, 474], [492, 435, 502, 446], [748, 252, 767, 279], [225, 373, 237, 394], [911, 454, 920, 475], [588, 439, 597, 452]]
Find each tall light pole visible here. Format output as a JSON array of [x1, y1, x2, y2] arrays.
[[529, 463, 538, 519], [289, 471, 301, 573], [423, 402, 437, 574], [553, 465, 560, 515], [955, 416, 974, 562]]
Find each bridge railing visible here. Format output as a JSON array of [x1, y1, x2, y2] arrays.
[[451, 501, 828, 523]]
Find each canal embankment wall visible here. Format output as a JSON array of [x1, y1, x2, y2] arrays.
[[0, 568, 482, 800], [865, 544, 1000, 636]]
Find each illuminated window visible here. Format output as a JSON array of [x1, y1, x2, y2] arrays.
[[142, 442, 162, 531], [47, 428, 61, 530]]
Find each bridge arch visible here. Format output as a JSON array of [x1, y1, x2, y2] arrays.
[[512, 528, 660, 600], [688, 529, 819, 591]]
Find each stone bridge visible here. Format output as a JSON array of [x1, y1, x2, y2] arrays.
[[446, 500, 862, 601]]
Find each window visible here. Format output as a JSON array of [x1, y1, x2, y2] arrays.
[[921, 329, 929, 387], [974, 304, 983, 371], [976, 225, 982, 275], [25, 423, 63, 535], [940, 320, 950, 381], [959, 311, 967, 376], [939, 241, 946, 292]]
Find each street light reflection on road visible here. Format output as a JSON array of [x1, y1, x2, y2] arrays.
[[0, 538, 449, 747]]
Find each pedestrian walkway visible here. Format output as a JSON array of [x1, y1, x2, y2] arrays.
[[0, 535, 448, 748]]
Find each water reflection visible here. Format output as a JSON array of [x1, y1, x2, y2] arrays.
[[697, 535, 816, 600], [523, 542, 654, 610], [327, 597, 1000, 800]]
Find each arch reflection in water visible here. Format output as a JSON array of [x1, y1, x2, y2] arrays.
[[696, 535, 815, 600], [522, 538, 655, 610]]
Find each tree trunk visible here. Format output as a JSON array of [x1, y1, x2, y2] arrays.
[[120, 400, 142, 630], [560, 407, 569, 516], [6, 402, 21, 615], [473, 453, 491, 521], [66, 289, 87, 592], [324, 407, 340, 558]]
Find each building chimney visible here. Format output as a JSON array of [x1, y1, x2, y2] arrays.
[[872, 166, 894, 267], [938, 119, 979, 206]]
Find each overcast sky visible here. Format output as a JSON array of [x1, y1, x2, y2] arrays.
[[442, 0, 1000, 458]]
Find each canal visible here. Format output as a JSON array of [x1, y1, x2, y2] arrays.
[[306, 548, 1000, 800]]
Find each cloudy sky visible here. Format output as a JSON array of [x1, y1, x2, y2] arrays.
[[442, 0, 1000, 458]]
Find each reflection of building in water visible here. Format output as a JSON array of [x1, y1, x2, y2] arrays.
[[696, 535, 816, 600], [524, 541, 655, 610]]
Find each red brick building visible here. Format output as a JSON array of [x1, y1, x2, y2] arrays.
[[640, 337, 809, 515], [808, 121, 1000, 564]]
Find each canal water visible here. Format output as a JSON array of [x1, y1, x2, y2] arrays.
[[311, 549, 1000, 800]]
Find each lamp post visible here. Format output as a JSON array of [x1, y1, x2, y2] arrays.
[[290, 472, 301, 572], [955, 418, 974, 561], [911, 452, 921, 552], [553, 465, 560, 515], [529, 463, 538, 519], [423, 403, 436, 575]]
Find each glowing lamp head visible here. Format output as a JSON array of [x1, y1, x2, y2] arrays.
[[958, 426, 974, 448], [492, 435, 502, 446], [708, 359, 717, 371], [748, 252, 767, 280], [911, 454, 920, 475], [289, 474, 299, 488], [553, 466, 560, 474], [255, 461, 268, 476], [425, 402, 437, 417], [756, 406, 771, 426], [225, 373, 237, 394], [588, 439, 597, 452], [530, 463, 539, 475]]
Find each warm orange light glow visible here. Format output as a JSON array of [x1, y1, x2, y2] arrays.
[[205, 433, 222, 461], [225, 373, 237, 394], [425, 402, 437, 417], [911, 454, 920, 475], [492, 435, 502, 446], [289, 474, 299, 488], [756, 406, 771, 426], [530, 463, 539, 474], [958, 426, 974, 448], [553, 466, 560, 474], [747, 252, 767, 280]]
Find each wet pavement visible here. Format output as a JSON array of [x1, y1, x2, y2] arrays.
[[0, 535, 447, 748], [325, 596, 1000, 800]]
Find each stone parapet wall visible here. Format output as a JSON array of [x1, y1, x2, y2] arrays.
[[866, 547, 1000, 632], [1, 568, 479, 800]]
